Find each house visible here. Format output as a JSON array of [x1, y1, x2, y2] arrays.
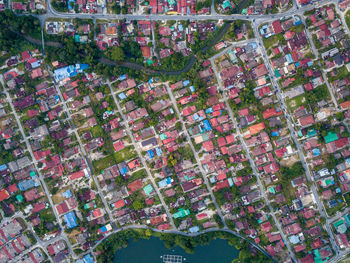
[[299, 115, 315, 127], [0, 189, 10, 202]]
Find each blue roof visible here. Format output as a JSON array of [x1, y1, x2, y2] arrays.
[[202, 119, 212, 131], [312, 148, 321, 157], [67, 0, 75, 9], [189, 86, 195, 92], [158, 177, 172, 188], [18, 179, 38, 191], [205, 108, 213, 114], [189, 226, 200, 233], [63, 211, 78, 229], [248, 42, 258, 49], [285, 54, 293, 64], [183, 80, 190, 86], [228, 178, 233, 187], [119, 74, 127, 81], [63, 190, 72, 199], [99, 225, 107, 233], [346, 158, 350, 166], [295, 62, 300, 67], [83, 254, 94, 263], [120, 167, 128, 175], [118, 93, 127, 100], [0, 164, 7, 171], [155, 147, 162, 156], [148, 150, 154, 159], [271, 131, 279, 137]]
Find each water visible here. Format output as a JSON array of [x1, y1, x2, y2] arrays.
[[113, 236, 239, 263]]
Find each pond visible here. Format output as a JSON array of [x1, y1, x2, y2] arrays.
[[113, 236, 239, 263]]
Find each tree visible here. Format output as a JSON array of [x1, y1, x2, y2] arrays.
[[132, 200, 144, 210], [110, 46, 125, 61]]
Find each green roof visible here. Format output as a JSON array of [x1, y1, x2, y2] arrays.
[[143, 184, 153, 196], [269, 187, 276, 194], [275, 69, 281, 77], [325, 179, 333, 186], [173, 208, 190, 219], [344, 214, 350, 227], [227, 51, 238, 63], [324, 132, 339, 144], [30, 171, 36, 177], [307, 129, 317, 138], [160, 133, 168, 140], [16, 195, 23, 202], [222, 0, 232, 8], [146, 59, 154, 66]]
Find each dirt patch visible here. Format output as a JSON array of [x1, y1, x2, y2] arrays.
[[280, 154, 299, 167], [52, 188, 70, 204]]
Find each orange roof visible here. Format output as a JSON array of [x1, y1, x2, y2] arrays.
[[114, 199, 125, 209], [340, 101, 350, 109], [140, 46, 151, 58], [0, 189, 9, 202], [106, 26, 116, 35], [249, 122, 266, 135]]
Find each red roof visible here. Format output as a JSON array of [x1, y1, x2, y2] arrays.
[[225, 134, 235, 144], [304, 82, 314, 91], [127, 179, 143, 193], [340, 101, 350, 109], [56, 202, 69, 215], [217, 137, 226, 147], [70, 170, 85, 180], [203, 140, 214, 151], [140, 46, 151, 58], [263, 108, 279, 119], [114, 199, 125, 209], [47, 244, 55, 255], [299, 115, 315, 127], [8, 184, 18, 193], [272, 20, 283, 34], [113, 141, 125, 152], [0, 189, 9, 202], [21, 51, 31, 61], [261, 222, 272, 232], [158, 223, 170, 230], [238, 108, 249, 117]]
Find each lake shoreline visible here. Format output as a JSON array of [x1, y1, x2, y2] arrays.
[[95, 228, 274, 263]]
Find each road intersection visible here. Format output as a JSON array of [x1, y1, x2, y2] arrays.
[[4, 0, 350, 261]]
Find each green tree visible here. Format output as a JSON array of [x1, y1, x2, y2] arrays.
[[110, 46, 125, 61]]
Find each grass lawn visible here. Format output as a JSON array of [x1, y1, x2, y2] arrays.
[[92, 155, 115, 174], [327, 65, 350, 82], [131, 169, 146, 181], [113, 146, 137, 163], [286, 94, 306, 111], [262, 33, 285, 49], [346, 10, 350, 32]]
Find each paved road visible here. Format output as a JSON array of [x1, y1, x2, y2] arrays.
[[209, 51, 296, 262], [299, 15, 338, 108], [165, 83, 227, 228], [0, 76, 76, 259], [253, 18, 340, 258], [47, 67, 115, 222], [106, 79, 177, 229]]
